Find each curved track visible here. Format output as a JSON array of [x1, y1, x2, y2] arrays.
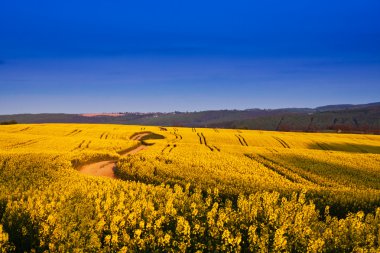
[[79, 133, 150, 179]]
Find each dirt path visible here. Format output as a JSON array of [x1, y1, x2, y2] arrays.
[[124, 144, 147, 155], [80, 161, 117, 178], [79, 133, 150, 179]]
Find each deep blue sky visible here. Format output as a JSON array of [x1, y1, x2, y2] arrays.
[[1, 1, 380, 114]]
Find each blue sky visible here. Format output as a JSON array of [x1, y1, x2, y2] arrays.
[[1, 1, 380, 113]]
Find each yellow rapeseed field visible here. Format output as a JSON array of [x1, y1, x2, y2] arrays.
[[1, 123, 380, 252]]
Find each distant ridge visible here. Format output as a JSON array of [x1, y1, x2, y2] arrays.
[[316, 102, 380, 112], [1, 102, 380, 134]]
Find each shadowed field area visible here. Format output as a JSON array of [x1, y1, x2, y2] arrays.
[[309, 142, 380, 153]]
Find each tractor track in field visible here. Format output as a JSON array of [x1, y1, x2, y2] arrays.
[[196, 132, 214, 151], [161, 144, 171, 153], [197, 133, 203, 144], [245, 154, 344, 188], [201, 133, 214, 151], [66, 129, 82, 136], [273, 137, 290, 148], [79, 132, 151, 179], [197, 132, 214, 151], [236, 134, 248, 146], [19, 127, 31, 132], [10, 138, 45, 149]]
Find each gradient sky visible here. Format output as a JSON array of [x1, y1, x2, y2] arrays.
[[1, 1, 380, 114]]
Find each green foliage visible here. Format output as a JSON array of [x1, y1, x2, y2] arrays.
[[0, 121, 17, 126]]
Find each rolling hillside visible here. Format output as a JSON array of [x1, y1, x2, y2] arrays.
[[1, 123, 380, 251], [1, 102, 380, 133]]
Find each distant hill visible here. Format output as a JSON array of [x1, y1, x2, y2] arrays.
[[315, 102, 380, 112], [1, 102, 380, 133]]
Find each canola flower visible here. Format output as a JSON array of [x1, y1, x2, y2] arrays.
[[0, 123, 380, 252]]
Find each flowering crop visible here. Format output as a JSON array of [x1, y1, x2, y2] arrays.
[[1, 124, 380, 251]]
